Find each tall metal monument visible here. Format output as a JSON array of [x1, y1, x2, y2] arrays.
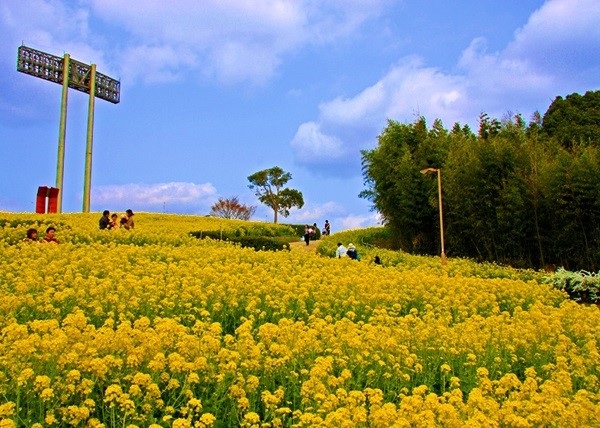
[[17, 45, 120, 213]]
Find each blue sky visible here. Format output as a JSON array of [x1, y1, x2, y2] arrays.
[[1, 0, 599, 230]]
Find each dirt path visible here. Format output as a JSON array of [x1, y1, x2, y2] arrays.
[[289, 239, 320, 252]]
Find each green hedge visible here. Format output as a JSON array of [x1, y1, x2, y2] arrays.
[[235, 236, 292, 251], [190, 223, 320, 250], [189, 231, 292, 251]]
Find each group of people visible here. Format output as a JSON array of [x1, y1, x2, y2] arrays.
[[303, 223, 317, 246], [99, 209, 135, 230], [20, 209, 134, 244], [336, 242, 360, 260], [303, 220, 332, 246], [336, 242, 382, 265], [23, 227, 59, 244]]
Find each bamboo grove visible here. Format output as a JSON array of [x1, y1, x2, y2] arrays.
[[360, 90, 600, 270]]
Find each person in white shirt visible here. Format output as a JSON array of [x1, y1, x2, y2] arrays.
[[336, 242, 347, 258]]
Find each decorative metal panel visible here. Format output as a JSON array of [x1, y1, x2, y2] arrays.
[[17, 45, 120, 104]]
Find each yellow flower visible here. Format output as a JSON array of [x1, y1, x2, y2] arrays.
[[199, 413, 217, 426], [0, 403, 16, 418], [17, 368, 34, 387], [40, 388, 54, 401], [187, 372, 200, 384], [243, 412, 260, 424]]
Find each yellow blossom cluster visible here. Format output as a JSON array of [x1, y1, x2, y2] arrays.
[[0, 213, 599, 427]]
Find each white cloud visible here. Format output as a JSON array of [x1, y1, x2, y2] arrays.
[[510, 0, 600, 88], [290, 58, 468, 173], [0, 1, 111, 73], [283, 201, 381, 231], [1, 0, 394, 87], [0, 1, 113, 122], [287, 201, 344, 223], [335, 213, 382, 231], [320, 80, 387, 125], [87, 0, 392, 85], [92, 182, 217, 213], [119, 45, 198, 84], [290, 0, 600, 175], [290, 122, 345, 162]]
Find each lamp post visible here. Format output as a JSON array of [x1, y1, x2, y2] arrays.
[[420, 167, 446, 265]]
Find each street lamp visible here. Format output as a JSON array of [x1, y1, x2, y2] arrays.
[[420, 167, 446, 265]]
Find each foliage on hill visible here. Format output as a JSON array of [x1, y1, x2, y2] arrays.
[[317, 227, 546, 283], [361, 94, 600, 271], [1, 213, 599, 427], [542, 90, 600, 148]]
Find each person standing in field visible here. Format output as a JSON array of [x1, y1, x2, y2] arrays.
[[304, 224, 312, 246], [324, 220, 330, 236]]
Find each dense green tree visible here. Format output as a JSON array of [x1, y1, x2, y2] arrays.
[[362, 97, 600, 270], [542, 90, 600, 148], [519, 134, 557, 268], [361, 118, 448, 253], [478, 112, 501, 140], [526, 111, 542, 140], [543, 146, 600, 269], [443, 132, 526, 261], [247, 167, 304, 223]]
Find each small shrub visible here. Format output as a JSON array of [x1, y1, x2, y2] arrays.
[[544, 268, 600, 303], [235, 236, 291, 251]]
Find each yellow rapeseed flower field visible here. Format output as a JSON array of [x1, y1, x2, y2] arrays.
[[0, 212, 599, 427]]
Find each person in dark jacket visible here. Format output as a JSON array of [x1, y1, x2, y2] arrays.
[[347, 243, 360, 260], [99, 210, 111, 229]]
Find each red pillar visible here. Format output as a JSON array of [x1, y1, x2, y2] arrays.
[[36, 186, 60, 213], [36, 186, 49, 214], [47, 187, 59, 213]]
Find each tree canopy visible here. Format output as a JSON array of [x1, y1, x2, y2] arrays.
[[542, 90, 600, 148], [248, 166, 304, 223], [361, 92, 600, 270]]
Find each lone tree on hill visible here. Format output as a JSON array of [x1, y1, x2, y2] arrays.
[[248, 166, 304, 223], [210, 196, 256, 220]]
